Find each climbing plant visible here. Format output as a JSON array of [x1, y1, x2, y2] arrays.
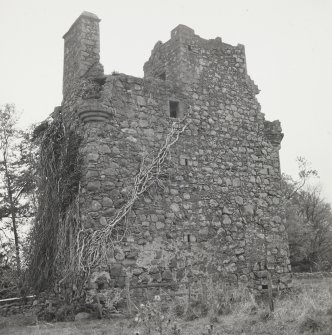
[[27, 116, 82, 292], [28, 109, 189, 297]]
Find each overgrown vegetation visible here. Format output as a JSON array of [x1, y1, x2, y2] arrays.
[[26, 110, 189, 299], [0, 104, 35, 298], [120, 278, 332, 334], [2, 278, 332, 334], [282, 158, 332, 272], [27, 116, 82, 292]]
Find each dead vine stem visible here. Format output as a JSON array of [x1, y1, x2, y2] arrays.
[[75, 116, 190, 274]]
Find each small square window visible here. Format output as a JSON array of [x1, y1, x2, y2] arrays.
[[169, 101, 179, 118]]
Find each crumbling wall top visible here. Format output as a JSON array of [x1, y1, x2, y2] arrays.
[[170, 24, 195, 40], [62, 11, 103, 98], [63, 11, 101, 39]]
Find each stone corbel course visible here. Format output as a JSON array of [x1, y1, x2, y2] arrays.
[[77, 102, 113, 122]]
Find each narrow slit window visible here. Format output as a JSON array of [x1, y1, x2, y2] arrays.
[[188, 45, 192, 51], [169, 101, 179, 118], [185, 158, 188, 166], [187, 234, 191, 242]]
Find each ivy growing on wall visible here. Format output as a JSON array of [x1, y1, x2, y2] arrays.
[[27, 115, 82, 292]]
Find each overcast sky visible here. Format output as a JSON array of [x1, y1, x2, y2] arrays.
[[0, 0, 331, 202]]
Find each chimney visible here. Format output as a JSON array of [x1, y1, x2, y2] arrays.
[[62, 12, 104, 97]]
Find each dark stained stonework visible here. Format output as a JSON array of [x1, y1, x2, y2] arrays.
[[57, 12, 291, 298]]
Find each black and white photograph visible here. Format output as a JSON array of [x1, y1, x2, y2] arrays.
[[0, 0, 331, 334]]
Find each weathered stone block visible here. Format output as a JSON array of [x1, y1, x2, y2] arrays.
[[87, 181, 101, 191], [222, 215, 232, 225], [232, 178, 241, 187], [209, 199, 219, 207], [98, 144, 111, 153], [170, 203, 180, 212], [102, 197, 113, 207], [137, 96, 146, 106], [243, 204, 254, 216], [235, 196, 244, 205], [156, 222, 165, 229], [87, 153, 99, 162], [162, 270, 173, 281], [90, 200, 102, 211], [98, 217, 107, 226], [86, 170, 99, 178]]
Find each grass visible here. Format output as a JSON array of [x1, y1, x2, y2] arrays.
[[1, 277, 332, 335]]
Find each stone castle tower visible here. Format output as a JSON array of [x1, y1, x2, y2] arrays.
[[55, 11, 291, 297]]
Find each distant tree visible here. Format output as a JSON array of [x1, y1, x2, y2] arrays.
[[0, 104, 35, 275], [282, 159, 332, 272], [293, 187, 332, 271], [281, 157, 318, 200]]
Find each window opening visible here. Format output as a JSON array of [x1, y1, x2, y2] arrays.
[[169, 101, 179, 118], [185, 158, 188, 166], [262, 284, 268, 290], [187, 234, 191, 242], [188, 45, 192, 51]]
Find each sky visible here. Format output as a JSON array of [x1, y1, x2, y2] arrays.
[[0, 0, 331, 202]]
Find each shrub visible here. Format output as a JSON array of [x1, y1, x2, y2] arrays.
[[299, 316, 324, 334]]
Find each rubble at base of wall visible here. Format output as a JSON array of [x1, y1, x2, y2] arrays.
[[4, 271, 324, 319]]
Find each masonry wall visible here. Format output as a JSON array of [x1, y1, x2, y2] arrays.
[[58, 13, 291, 301], [62, 11, 103, 98]]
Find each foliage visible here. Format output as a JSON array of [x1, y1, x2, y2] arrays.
[[27, 105, 189, 297], [281, 157, 318, 201], [26, 115, 82, 292], [2, 277, 332, 334], [285, 185, 332, 272], [0, 104, 35, 275], [135, 295, 177, 335], [201, 280, 256, 321], [132, 281, 257, 335], [0, 242, 17, 299], [282, 158, 332, 272]]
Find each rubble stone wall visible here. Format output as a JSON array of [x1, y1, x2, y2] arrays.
[[62, 11, 103, 98], [56, 12, 291, 300]]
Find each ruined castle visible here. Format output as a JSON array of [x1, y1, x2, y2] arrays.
[[49, 11, 292, 298]]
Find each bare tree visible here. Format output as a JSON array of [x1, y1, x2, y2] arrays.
[[281, 156, 318, 201], [0, 104, 34, 274]]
